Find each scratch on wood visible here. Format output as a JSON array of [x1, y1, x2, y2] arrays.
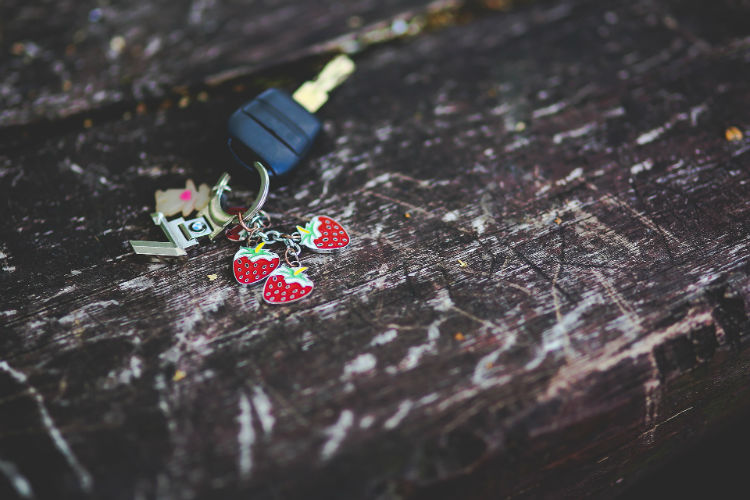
[[527, 294, 602, 372], [343, 353, 377, 379], [321, 409, 354, 460], [597, 192, 688, 251], [0, 459, 34, 499], [383, 400, 414, 429], [252, 387, 275, 436], [0, 361, 93, 492], [237, 393, 255, 479], [553, 123, 596, 144], [642, 377, 662, 445], [359, 414, 375, 429], [398, 320, 442, 371], [543, 310, 715, 403], [551, 262, 563, 323], [370, 328, 398, 346], [639, 406, 694, 442], [591, 269, 639, 324], [630, 158, 654, 175], [363, 189, 430, 217]]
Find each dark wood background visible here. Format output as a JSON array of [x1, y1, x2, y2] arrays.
[[2, 0, 749, 498]]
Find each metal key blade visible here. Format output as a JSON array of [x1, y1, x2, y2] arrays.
[[293, 54, 356, 113]]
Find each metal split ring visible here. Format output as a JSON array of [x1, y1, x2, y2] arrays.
[[196, 165, 269, 239], [284, 247, 301, 268]]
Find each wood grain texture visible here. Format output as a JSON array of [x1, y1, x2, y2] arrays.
[[2, 0, 750, 499]]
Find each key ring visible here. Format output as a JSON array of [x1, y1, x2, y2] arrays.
[[236, 161, 270, 227], [195, 162, 269, 239]]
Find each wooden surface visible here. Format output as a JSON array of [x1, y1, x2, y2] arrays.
[[2, 0, 750, 498]]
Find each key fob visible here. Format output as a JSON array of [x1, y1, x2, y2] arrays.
[[228, 88, 321, 177]]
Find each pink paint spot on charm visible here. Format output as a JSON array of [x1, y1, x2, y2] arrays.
[[179, 189, 192, 201]]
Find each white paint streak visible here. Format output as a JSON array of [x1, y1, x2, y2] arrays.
[[563, 167, 583, 183], [630, 158, 654, 175], [359, 415, 375, 429], [339, 200, 356, 219], [441, 210, 460, 222], [0, 459, 33, 499], [418, 392, 440, 406], [108, 355, 143, 387], [504, 136, 530, 152], [321, 410, 354, 460], [532, 101, 567, 118], [553, 123, 596, 144], [471, 215, 491, 235], [384, 400, 414, 429], [252, 387, 275, 435], [636, 127, 665, 145], [434, 104, 458, 116], [363, 173, 392, 189], [427, 288, 454, 312], [343, 353, 377, 378], [437, 387, 480, 412], [526, 295, 601, 370], [375, 126, 392, 141], [397, 312, 445, 372], [48, 285, 76, 300], [399, 343, 435, 371], [237, 393, 255, 479], [603, 107, 626, 118], [0, 362, 93, 492], [118, 276, 155, 291], [58, 300, 119, 325], [690, 104, 707, 126], [370, 329, 398, 346], [472, 349, 503, 386]]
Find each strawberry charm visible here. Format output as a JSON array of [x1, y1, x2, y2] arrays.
[[232, 242, 280, 285], [263, 265, 314, 304], [297, 216, 350, 253]]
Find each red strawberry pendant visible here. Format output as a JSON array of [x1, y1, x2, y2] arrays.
[[232, 242, 280, 285], [297, 215, 350, 253], [263, 265, 314, 304]]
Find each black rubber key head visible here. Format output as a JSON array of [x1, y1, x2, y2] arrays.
[[228, 88, 321, 176]]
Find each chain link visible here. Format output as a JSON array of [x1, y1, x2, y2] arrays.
[[238, 210, 305, 267]]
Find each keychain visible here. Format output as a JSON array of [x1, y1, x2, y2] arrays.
[[128, 55, 355, 303]]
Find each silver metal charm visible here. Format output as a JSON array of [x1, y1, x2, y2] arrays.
[[129, 212, 212, 257], [129, 166, 270, 257]]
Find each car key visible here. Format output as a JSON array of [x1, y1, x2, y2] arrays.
[[227, 54, 355, 177]]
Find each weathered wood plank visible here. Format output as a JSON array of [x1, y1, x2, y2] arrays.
[[0, 0, 442, 126], [1, 0, 750, 498]]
